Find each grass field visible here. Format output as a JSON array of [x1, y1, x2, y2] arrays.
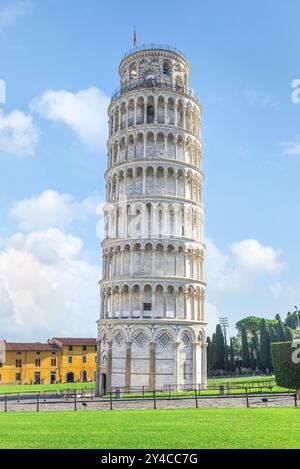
[[0, 382, 95, 394], [0, 407, 299, 449]]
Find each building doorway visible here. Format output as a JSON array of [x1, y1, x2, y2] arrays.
[[50, 372, 56, 384], [100, 373, 107, 395], [34, 372, 41, 384], [82, 370, 87, 382], [66, 372, 74, 383]]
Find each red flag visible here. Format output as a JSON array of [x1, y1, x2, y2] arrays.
[[134, 28, 137, 47]]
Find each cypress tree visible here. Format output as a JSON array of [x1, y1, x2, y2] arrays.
[[241, 326, 251, 368], [211, 333, 216, 369], [260, 319, 270, 372], [276, 320, 286, 342], [207, 336, 213, 369], [252, 332, 260, 369], [250, 347, 256, 371], [269, 325, 277, 343], [229, 338, 235, 372], [286, 327, 294, 342], [214, 324, 225, 370]]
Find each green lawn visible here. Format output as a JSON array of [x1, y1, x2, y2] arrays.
[[0, 382, 95, 394], [0, 408, 299, 449], [0, 376, 288, 397]]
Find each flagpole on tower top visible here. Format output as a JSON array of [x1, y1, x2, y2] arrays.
[[134, 26, 137, 47]]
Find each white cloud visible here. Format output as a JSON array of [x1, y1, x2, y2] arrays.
[[0, 228, 100, 339], [31, 87, 109, 152], [280, 141, 300, 156], [0, 0, 31, 32], [9, 229, 82, 264], [205, 237, 284, 294], [230, 239, 283, 274], [0, 110, 38, 156], [10, 189, 103, 231]]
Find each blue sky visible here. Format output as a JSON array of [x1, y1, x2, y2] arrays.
[[0, 0, 300, 340]]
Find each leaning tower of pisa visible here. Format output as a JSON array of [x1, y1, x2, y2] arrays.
[[96, 44, 207, 395]]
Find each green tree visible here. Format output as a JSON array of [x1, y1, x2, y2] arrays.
[[276, 320, 286, 342], [259, 319, 270, 372], [251, 332, 260, 369], [241, 327, 250, 368], [206, 336, 213, 370], [236, 316, 261, 334], [250, 347, 256, 371], [213, 324, 225, 370], [229, 338, 235, 372], [275, 314, 281, 321], [286, 327, 294, 342], [269, 325, 277, 343], [285, 310, 299, 329]]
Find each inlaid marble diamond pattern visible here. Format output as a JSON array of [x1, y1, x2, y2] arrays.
[[133, 330, 149, 347], [113, 330, 125, 346], [157, 330, 172, 348], [181, 332, 191, 348]]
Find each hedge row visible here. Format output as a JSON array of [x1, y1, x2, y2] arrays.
[[271, 341, 300, 389]]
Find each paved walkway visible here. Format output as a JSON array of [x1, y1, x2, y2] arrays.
[[0, 392, 296, 412]]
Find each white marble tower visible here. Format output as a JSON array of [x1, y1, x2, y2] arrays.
[[96, 44, 207, 395]]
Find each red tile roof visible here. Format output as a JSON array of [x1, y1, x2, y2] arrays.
[[50, 338, 96, 346], [4, 341, 61, 352]]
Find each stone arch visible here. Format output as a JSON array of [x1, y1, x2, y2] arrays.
[[157, 96, 165, 124], [146, 131, 155, 158], [146, 96, 155, 124], [129, 62, 137, 81]]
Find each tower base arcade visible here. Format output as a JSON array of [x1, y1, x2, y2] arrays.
[[97, 321, 207, 393]]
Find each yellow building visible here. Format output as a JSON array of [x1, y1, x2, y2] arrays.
[[49, 338, 97, 383], [0, 338, 96, 385]]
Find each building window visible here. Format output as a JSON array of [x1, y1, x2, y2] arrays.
[[68, 356, 72, 364], [68, 345, 73, 351], [36, 352, 40, 355], [15, 359, 21, 367], [143, 302, 151, 311], [51, 351, 56, 355], [35, 359, 41, 367], [17, 352, 21, 355], [82, 355, 87, 363], [15, 373, 21, 381], [82, 345, 87, 351], [94, 345, 97, 351], [51, 358, 56, 367]]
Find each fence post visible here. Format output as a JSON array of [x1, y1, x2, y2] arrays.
[[4, 394, 7, 412], [110, 391, 113, 410], [245, 387, 249, 408], [37, 394, 39, 412], [142, 386, 145, 398], [168, 385, 171, 399], [91, 388, 93, 401], [153, 390, 157, 409], [194, 389, 198, 408], [74, 390, 77, 411], [294, 393, 298, 407]]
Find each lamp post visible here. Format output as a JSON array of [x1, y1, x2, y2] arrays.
[[219, 317, 229, 346], [219, 317, 229, 373]]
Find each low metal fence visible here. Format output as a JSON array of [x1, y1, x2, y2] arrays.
[[0, 387, 297, 413]]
